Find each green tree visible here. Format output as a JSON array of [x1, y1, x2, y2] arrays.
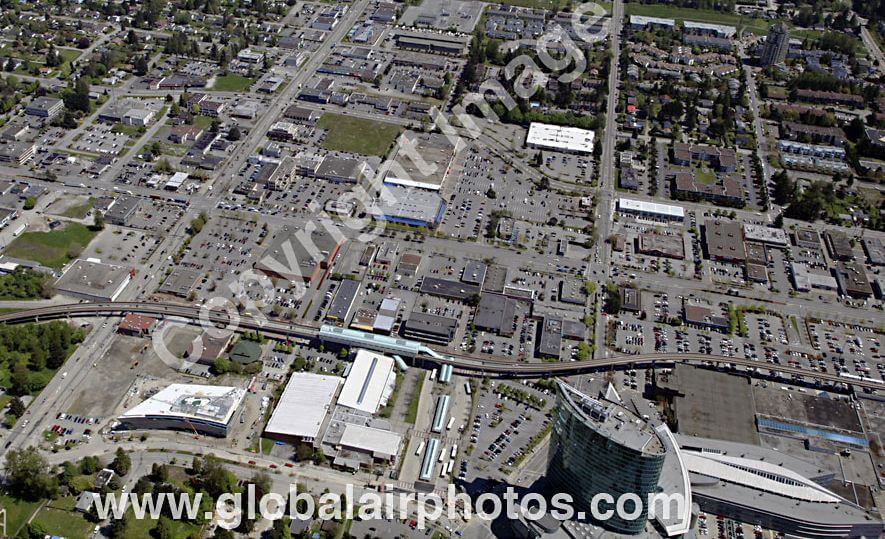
[[107, 512, 130, 539], [134, 56, 149, 76], [603, 283, 621, 314], [63, 77, 91, 113], [153, 516, 174, 539], [79, 455, 100, 475], [213, 528, 235, 539], [155, 159, 173, 173], [5, 447, 59, 500], [10, 361, 32, 395], [45, 45, 61, 67], [267, 517, 293, 539], [112, 448, 131, 476], [198, 456, 237, 500], [19, 522, 48, 539], [8, 396, 26, 418], [91, 212, 105, 231], [23, 196, 36, 210], [211, 357, 230, 374]]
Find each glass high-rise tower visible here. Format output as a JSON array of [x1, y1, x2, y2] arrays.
[[546, 381, 666, 535]]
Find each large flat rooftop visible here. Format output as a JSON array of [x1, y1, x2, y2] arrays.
[[120, 384, 245, 426]]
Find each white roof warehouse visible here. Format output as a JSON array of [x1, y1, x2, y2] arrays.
[[264, 373, 343, 444], [337, 349, 396, 414], [525, 122, 595, 154]]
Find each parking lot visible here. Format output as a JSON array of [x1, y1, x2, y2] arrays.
[[80, 226, 161, 267], [126, 199, 185, 232], [808, 319, 884, 382], [181, 215, 268, 303], [462, 379, 553, 483]]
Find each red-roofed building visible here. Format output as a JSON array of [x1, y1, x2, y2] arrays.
[[118, 314, 157, 336]]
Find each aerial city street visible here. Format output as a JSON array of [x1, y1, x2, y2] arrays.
[[0, 0, 882, 537]]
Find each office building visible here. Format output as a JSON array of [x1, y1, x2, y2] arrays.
[[24, 96, 64, 119], [547, 381, 667, 535], [402, 312, 457, 345]]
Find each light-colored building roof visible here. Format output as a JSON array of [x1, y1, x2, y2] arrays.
[[339, 423, 401, 457], [682, 450, 841, 503], [743, 224, 789, 246], [791, 262, 837, 291], [630, 15, 675, 27], [338, 349, 396, 414], [265, 373, 342, 440], [319, 324, 426, 358], [120, 384, 245, 426], [54, 259, 131, 302], [384, 132, 461, 191], [683, 20, 736, 37], [372, 185, 445, 226], [654, 424, 693, 537], [526, 122, 595, 154], [166, 171, 188, 189], [617, 198, 685, 220]]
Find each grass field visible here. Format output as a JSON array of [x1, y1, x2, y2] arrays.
[[765, 85, 788, 100], [261, 437, 274, 455], [5, 223, 97, 268], [31, 506, 94, 538], [404, 374, 425, 424], [211, 73, 254, 92], [57, 48, 82, 77], [0, 494, 42, 537], [695, 165, 717, 185], [62, 197, 95, 219], [316, 113, 402, 157], [624, 3, 774, 35], [112, 123, 146, 137], [192, 115, 214, 131]]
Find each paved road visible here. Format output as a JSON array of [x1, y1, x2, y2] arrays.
[[740, 44, 772, 223], [591, 0, 623, 358], [860, 25, 884, 67]]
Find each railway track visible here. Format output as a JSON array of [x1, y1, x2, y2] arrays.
[[0, 302, 880, 390]]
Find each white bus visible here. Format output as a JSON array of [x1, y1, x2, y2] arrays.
[[446, 417, 455, 431], [415, 440, 425, 456], [450, 444, 457, 458], [438, 447, 446, 463], [464, 382, 472, 395], [430, 369, 437, 381]]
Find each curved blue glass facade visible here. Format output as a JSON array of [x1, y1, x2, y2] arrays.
[[546, 382, 665, 535]]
